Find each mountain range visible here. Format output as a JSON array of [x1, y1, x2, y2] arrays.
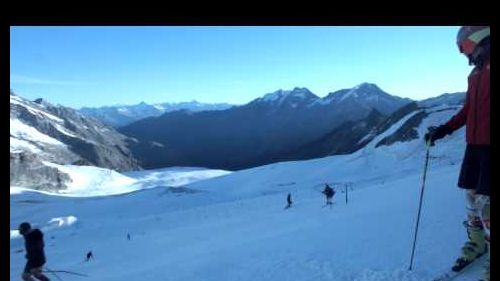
[[80, 100, 233, 127], [119, 83, 414, 170], [10, 84, 465, 190]]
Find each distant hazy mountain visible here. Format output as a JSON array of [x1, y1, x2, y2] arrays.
[[10, 92, 141, 190], [80, 101, 234, 127], [417, 92, 465, 108], [120, 83, 413, 170]]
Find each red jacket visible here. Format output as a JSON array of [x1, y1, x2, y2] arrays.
[[446, 58, 490, 145]]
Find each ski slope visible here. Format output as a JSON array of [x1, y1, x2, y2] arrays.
[[10, 106, 485, 281]]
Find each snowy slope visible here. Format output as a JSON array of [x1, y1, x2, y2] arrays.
[[10, 93, 140, 174], [11, 105, 482, 281], [10, 119, 66, 147], [11, 166, 232, 197]]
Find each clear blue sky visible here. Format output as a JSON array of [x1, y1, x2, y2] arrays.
[[10, 26, 471, 108]]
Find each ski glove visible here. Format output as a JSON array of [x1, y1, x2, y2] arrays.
[[424, 125, 451, 146]]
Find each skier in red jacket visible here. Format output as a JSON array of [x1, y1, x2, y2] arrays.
[[425, 26, 489, 281]]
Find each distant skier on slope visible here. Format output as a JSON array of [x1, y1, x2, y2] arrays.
[[19, 222, 50, 281], [322, 184, 335, 206], [285, 193, 293, 209], [425, 26, 490, 281], [86, 251, 93, 262]]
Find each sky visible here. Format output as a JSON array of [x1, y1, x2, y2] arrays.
[[10, 26, 472, 109]]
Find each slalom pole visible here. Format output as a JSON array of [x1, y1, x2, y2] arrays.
[[345, 183, 348, 205], [408, 141, 432, 271]]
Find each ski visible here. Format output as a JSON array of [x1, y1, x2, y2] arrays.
[[321, 202, 334, 208], [431, 254, 487, 281]]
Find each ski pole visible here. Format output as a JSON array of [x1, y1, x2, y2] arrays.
[[44, 268, 89, 277], [408, 141, 432, 271], [44, 267, 63, 281]]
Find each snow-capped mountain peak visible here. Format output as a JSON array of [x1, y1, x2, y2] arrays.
[[289, 87, 317, 99], [319, 83, 412, 115], [329, 83, 386, 101], [261, 89, 286, 102], [256, 87, 318, 107], [354, 82, 379, 90]]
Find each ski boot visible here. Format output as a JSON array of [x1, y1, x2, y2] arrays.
[[452, 222, 487, 272]]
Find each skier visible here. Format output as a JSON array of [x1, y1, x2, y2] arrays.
[[424, 26, 489, 281], [85, 251, 93, 262], [19, 222, 50, 281], [322, 184, 335, 206], [285, 193, 293, 209]]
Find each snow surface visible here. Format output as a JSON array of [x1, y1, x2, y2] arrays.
[[53, 123, 78, 138], [10, 137, 42, 153], [10, 95, 64, 123], [339, 88, 359, 102], [42, 162, 139, 196], [262, 90, 285, 102], [10, 216, 78, 240], [10, 106, 483, 281], [364, 111, 420, 150], [10, 119, 65, 146], [311, 98, 331, 106], [357, 130, 377, 145], [124, 167, 232, 189], [153, 104, 165, 111], [29, 164, 232, 197]]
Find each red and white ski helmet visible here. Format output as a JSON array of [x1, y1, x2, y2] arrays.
[[456, 26, 490, 55]]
